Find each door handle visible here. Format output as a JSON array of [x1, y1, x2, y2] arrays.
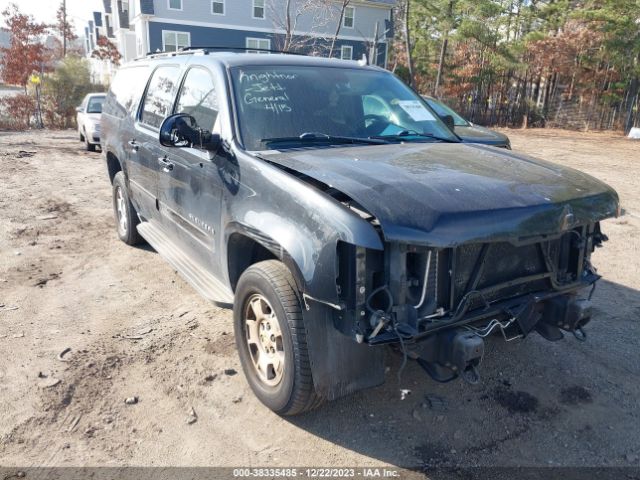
[[158, 156, 174, 172], [128, 140, 139, 153]]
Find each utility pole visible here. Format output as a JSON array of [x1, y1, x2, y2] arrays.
[[434, 0, 454, 97], [403, 0, 414, 87], [62, 0, 67, 57]]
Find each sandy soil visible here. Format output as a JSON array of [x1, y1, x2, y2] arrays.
[[0, 129, 639, 470]]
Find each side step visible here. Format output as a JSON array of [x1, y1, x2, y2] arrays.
[[137, 222, 234, 308]]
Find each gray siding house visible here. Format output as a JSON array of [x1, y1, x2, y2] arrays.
[[91, 0, 395, 66]]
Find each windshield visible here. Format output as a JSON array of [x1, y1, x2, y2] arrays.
[[423, 97, 469, 127], [230, 65, 459, 150], [87, 96, 105, 114]]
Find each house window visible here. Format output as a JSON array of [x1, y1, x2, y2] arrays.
[[163, 30, 190, 52], [340, 45, 353, 60], [343, 6, 355, 28], [253, 0, 265, 19], [246, 37, 270, 54], [212, 0, 224, 15], [168, 0, 182, 11]]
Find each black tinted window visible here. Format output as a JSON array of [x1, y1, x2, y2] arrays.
[[141, 66, 181, 129], [175, 67, 219, 130], [230, 66, 456, 150], [106, 66, 149, 118]]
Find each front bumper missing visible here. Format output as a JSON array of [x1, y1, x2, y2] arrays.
[[332, 224, 607, 387], [367, 275, 597, 346], [366, 276, 596, 385]]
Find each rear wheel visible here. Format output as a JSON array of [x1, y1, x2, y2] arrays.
[[112, 172, 141, 245], [234, 260, 323, 415]]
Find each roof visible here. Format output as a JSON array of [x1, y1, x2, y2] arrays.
[[135, 50, 384, 72]]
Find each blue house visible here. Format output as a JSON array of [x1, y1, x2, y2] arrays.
[[91, 0, 395, 66]]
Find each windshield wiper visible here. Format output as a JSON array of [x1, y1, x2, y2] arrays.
[[261, 132, 389, 147], [370, 130, 459, 143]]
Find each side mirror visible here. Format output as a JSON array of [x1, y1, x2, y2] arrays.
[[439, 114, 455, 130], [159, 113, 221, 152], [76, 107, 83, 113], [201, 133, 222, 152]]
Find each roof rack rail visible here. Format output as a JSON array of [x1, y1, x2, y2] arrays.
[[142, 46, 307, 59], [182, 46, 307, 55]]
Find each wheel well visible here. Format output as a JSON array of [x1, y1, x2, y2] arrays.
[[227, 234, 278, 292], [107, 152, 122, 184]]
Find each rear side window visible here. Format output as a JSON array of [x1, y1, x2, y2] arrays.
[[174, 67, 219, 131], [140, 65, 181, 129], [106, 66, 150, 118]]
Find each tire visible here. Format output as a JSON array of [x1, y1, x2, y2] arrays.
[[234, 260, 323, 415], [84, 129, 96, 151], [79, 131, 84, 142], [112, 171, 142, 245]]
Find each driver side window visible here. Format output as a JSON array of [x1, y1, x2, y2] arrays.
[[175, 67, 219, 132]]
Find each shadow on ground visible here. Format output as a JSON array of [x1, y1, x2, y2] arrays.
[[286, 279, 640, 469]]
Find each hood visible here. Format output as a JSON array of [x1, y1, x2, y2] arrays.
[[454, 125, 510, 147], [262, 142, 619, 246]]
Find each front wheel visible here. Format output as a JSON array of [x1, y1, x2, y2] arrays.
[[234, 260, 323, 415], [84, 129, 96, 151]]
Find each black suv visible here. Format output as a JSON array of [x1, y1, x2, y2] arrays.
[[102, 49, 619, 415]]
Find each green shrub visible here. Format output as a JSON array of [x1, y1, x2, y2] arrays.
[[41, 55, 104, 128]]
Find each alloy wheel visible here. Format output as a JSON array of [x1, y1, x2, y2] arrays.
[[115, 186, 128, 236], [244, 294, 285, 387]]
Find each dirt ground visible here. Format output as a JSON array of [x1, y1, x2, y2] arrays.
[[0, 129, 639, 472]]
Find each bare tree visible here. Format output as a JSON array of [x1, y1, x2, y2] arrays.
[[367, 21, 380, 65], [328, 0, 351, 58], [267, 0, 332, 53]]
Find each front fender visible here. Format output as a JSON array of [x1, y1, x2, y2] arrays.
[[224, 221, 308, 296], [224, 150, 383, 304]]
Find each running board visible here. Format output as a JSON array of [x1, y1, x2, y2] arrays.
[[137, 222, 234, 308]]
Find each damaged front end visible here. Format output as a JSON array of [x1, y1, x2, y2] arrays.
[[333, 223, 609, 385]]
